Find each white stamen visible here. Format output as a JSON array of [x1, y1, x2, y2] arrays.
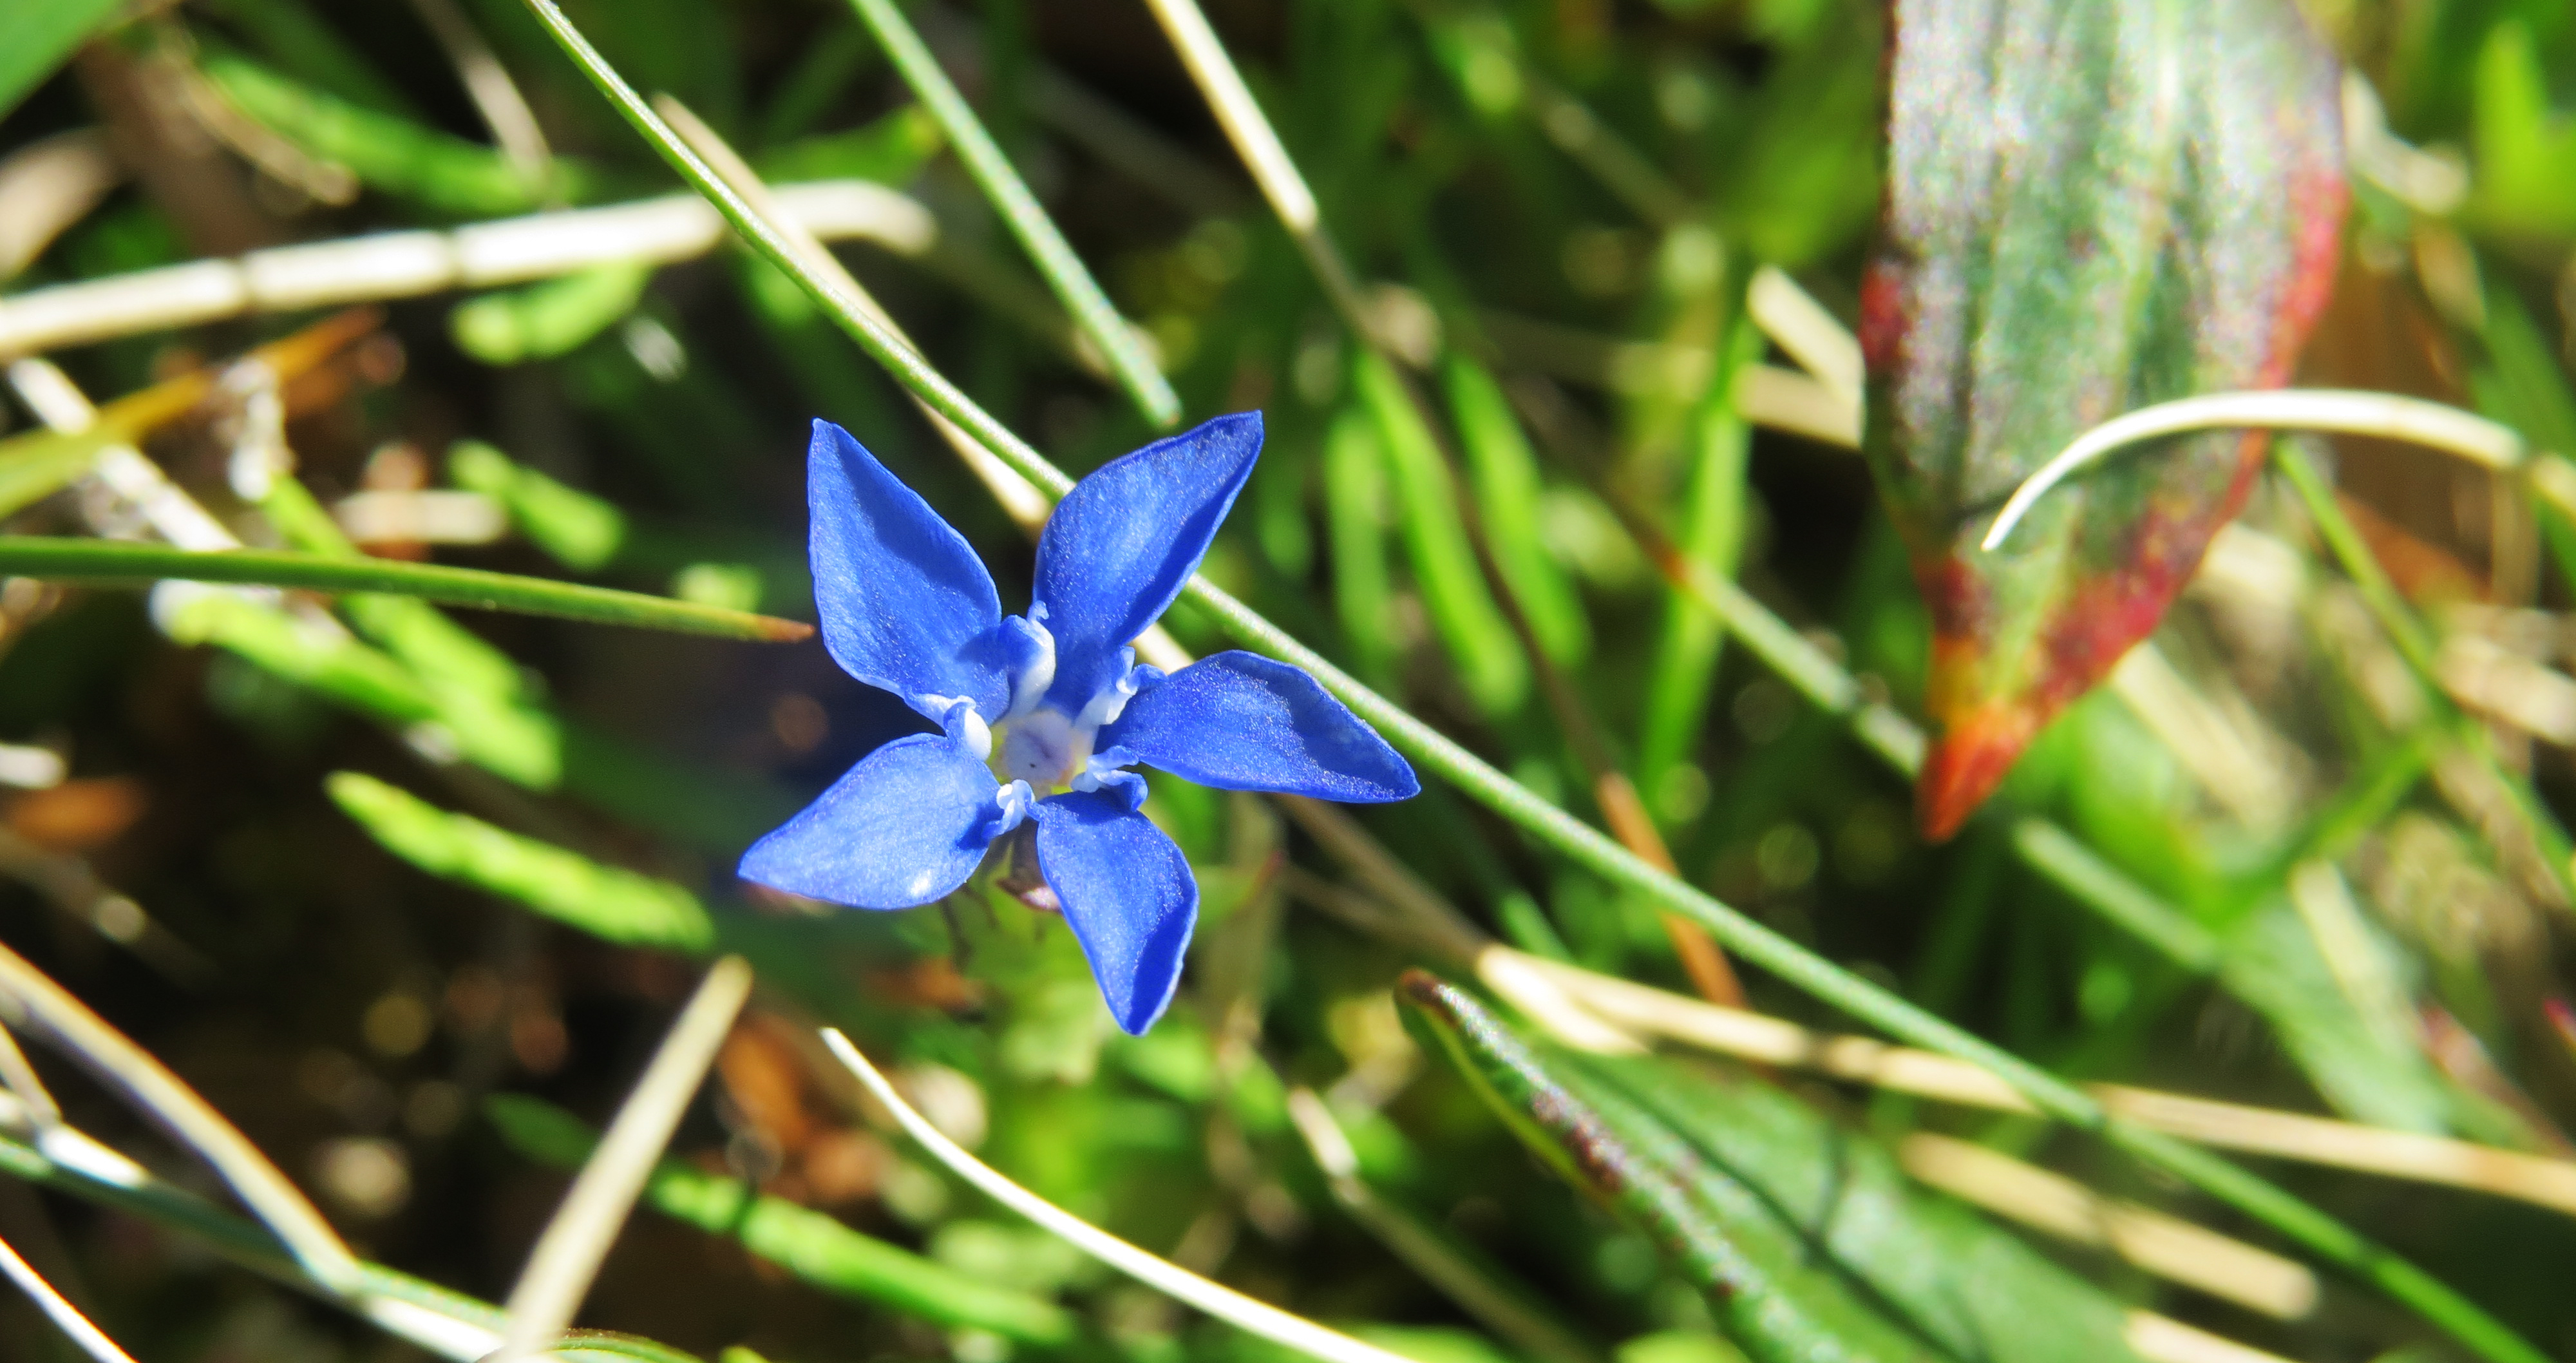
[[994, 779, 1034, 830], [1068, 752, 1126, 793], [920, 694, 992, 759], [1074, 651, 1159, 731]]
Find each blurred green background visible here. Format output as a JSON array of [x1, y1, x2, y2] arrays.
[[1, 1, 2575, 1361]]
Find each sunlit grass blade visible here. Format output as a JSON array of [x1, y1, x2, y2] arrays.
[[451, 261, 654, 363], [516, 7, 2545, 1356], [1286, 1089, 1599, 1363], [0, 537, 812, 642], [0, 1117, 506, 1358], [839, 0, 1178, 427], [516, 0, 1076, 502]]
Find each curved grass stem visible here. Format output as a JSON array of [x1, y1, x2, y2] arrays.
[[824, 1029, 1419, 1363], [0, 940, 365, 1297], [0, 1232, 137, 1363], [1985, 390, 2538, 551]]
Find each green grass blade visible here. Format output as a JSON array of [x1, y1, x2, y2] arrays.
[[2272, 441, 2576, 906], [515, 0, 1078, 506], [488, 1095, 1081, 1346], [451, 261, 656, 364], [204, 52, 596, 212], [1325, 402, 1399, 687], [515, 8, 2544, 1355], [201, 0, 419, 115], [448, 441, 629, 572], [0, 536, 811, 641], [1634, 319, 1759, 801], [1356, 352, 1527, 716], [328, 772, 717, 951], [260, 475, 562, 784], [1443, 355, 1588, 667], [0, 431, 115, 522], [839, 0, 1179, 428]]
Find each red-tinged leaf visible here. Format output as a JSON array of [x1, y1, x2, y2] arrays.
[[1860, 0, 2347, 839]]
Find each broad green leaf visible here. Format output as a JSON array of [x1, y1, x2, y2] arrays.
[[487, 1095, 1080, 1346], [0, 0, 125, 123], [1861, 0, 2345, 837], [1399, 973, 2146, 1363], [328, 772, 717, 951], [0, 536, 812, 641]]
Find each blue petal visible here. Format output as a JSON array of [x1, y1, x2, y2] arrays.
[[1100, 651, 1418, 802], [808, 420, 1010, 721], [1033, 412, 1262, 712], [1031, 792, 1197, 1034], [739, 734, 1009, 909]]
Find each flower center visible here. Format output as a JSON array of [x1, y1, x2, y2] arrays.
[[992, 707, 1092, 792]]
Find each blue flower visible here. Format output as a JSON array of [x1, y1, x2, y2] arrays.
[[741, 414, 1417, 1034]]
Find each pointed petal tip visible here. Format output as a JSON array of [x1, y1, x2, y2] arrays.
[[1914, 709, 2037, 842]]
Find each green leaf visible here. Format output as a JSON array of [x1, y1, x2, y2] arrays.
[[328, 772, 717, 951], [1399, 973, 2146, 1363], [451, 262, 656, 365], [0, 536, 811, 642], [753, 106, 943, 187], [448, 441, 629, 573], [1861, 0, 2345, 838], [1356, 353, 1528, 716], [202, 52, 599, 213], [0, 0, 124, 122], [486, 1095, 1080, 1346]]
